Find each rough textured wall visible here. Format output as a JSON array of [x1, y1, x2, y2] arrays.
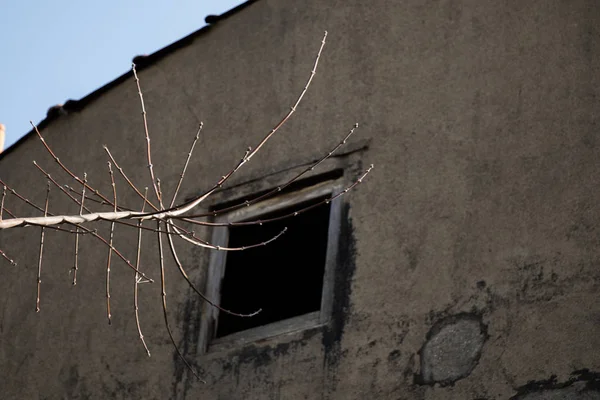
[[0, 0, 599, 399]]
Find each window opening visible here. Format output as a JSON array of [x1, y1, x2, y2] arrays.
[[215, 196, 331, 338]]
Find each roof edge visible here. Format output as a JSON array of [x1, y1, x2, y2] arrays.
[[0, 0, 260, 160]]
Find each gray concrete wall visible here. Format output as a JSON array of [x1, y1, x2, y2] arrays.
[[0, 0, 599, 398]]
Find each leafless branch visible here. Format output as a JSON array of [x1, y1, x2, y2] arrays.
[[72, 173, 87, 285], [170, 122, 203, 209], [157, 220, 204, 382], [132, 65, 162, 204], [36, 182, 50, 312], [31, 123, 116, 209], [134, 187, 151, 357], [1, 185, 6, 220], [105, 162, 117, 325], [0, 249, 16, 266], [0, 32, 373, 381], [104, 146, 158, 211]]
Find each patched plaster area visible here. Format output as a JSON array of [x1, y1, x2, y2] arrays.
[[418, 314, 487, 386]]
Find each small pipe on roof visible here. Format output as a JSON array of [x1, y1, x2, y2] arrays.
[[0, 124, 5, 153]]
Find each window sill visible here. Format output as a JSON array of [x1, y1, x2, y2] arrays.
[[208, 311, 324, 353]]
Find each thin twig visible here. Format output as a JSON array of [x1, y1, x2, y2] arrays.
[[169, 122, 203, 208], [72, 173, 87, 285], [40, 224, 94, 235], [33, 162, 92, 214], [1, 185, 6, 220], [106, 162, 117, 325], [132, 64, 161, 204], [0, 178, 46, 214], [171, 222, 287, 251], [1, 207, 15, 218], [166, 221, 261, 317], [64, 184, 127, 210], [184, 164, 374, 227], [156, 179, 164, 209], [36, 182, 50, 312], [134, 187, 151, 356], [0, 249, 16, 266], [65, 222, 154, 282], [104, 146, 158, 211], [31, 122, 116, 209], [157, 220, 203, 382]]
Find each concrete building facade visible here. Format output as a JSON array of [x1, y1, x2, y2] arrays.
[[0, 0, 599, 398]]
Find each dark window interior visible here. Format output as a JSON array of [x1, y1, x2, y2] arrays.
[[215, 196, 331, 338]]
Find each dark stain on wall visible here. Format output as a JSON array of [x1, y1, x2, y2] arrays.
[[173, 247, 204, 399], [59, 364, 82, 399], [218, 326, 322, 373], [172, 201, 357, 398], [513, 257, 565, 304], [511, 369, 600, 399], [322, 202, 357, 395]]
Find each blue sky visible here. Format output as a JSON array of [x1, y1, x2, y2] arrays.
[[0, 0, 242, 150]]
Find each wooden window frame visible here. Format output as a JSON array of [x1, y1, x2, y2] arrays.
[[197, 179, 343, 354]]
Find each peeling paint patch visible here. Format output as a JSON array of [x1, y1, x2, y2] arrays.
[[416, 313, 487, 386]]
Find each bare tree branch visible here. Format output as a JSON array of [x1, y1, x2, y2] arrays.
[[72, 173, 87, 285], [106, 162, 117, 325], [0, 32, 373, 381], [36, 182, 50, 312], [134, 187, 151, 357]]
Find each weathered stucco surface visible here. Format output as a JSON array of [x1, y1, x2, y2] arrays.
[[1, 0, 599, 398]]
